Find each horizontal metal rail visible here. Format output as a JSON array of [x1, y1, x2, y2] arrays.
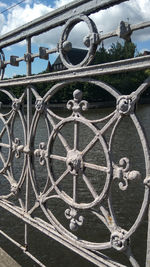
[[100, 21, 150, 41], [0, 55, 149, 87], [0, 0, 128, 48], [0, 19, 150, 76]]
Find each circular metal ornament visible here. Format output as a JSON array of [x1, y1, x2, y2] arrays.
[[47, 116, 112, 209], [59, 15, 98, 68]]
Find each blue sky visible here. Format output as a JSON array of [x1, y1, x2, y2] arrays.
[[0, 0, 149, 78]]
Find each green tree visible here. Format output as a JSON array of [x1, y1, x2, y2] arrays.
[[108, 41, 136, 61]]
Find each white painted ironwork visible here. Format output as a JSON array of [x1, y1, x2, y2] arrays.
[[0, 0, 149, 266]]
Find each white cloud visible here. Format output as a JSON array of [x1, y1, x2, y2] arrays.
[[54, 0, 74, 8], [89, 0, 150, 47], [0, 2, 7, 9], [0, 13, 5, 27], [1, 3, 53, 35]]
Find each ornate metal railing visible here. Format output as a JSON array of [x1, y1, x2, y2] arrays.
[[0, 0, 150, 266]]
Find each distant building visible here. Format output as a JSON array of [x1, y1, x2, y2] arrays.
[[46, 60, 52, 72], [143, 51, 150, 56], [52, 48, 88, 71]]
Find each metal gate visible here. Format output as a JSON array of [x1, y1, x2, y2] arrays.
[[0, 0, 150, 266]]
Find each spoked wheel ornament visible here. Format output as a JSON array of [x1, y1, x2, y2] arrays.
[[46, 90, 112, 210]]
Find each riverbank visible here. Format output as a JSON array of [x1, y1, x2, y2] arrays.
[[1, 97, 150, 110]]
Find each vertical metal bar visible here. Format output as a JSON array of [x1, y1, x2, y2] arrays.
[[73, 175, 77, 202], [73, 121, 79, 202], [146, 203, 150, 267], [25, 37, 32, 248], [74, 121, 79, 150], [26, 37, 32, 138], [26, 37, 32, 77]]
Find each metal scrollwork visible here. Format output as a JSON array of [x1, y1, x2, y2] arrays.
[[34, 142, 47, 166], [26, 78, 149, 264], [65, 207, 84, 231], [12, 99, 21, 111], [113, 157, 141, 191], [144, 176, 150, 187], [0, 76, 148, 267], [66, 149, 83, 175], [67, 89, 88, 115], [10, 182, 20, 195], [117, 95, 133, 115], [0, 90, 26, 201], [35, 99, 45, 113], [111, 229, 129, 251], [12, 138, 24, 159]]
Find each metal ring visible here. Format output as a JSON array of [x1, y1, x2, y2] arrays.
[[59, 15, 98, 68]]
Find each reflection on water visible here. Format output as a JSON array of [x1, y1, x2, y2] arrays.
[[0, 105, 149, 266]]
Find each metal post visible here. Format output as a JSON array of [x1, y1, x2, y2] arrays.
[[146, 204, 150, 267], [25, 37, 32, 248]]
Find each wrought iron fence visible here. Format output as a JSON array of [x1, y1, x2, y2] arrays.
[[0, 0, 150, 266]]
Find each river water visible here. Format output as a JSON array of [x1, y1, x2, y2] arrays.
[[0, 104, 149, 267]]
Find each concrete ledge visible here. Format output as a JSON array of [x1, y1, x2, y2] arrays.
[[0, 247, 21, 267]]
